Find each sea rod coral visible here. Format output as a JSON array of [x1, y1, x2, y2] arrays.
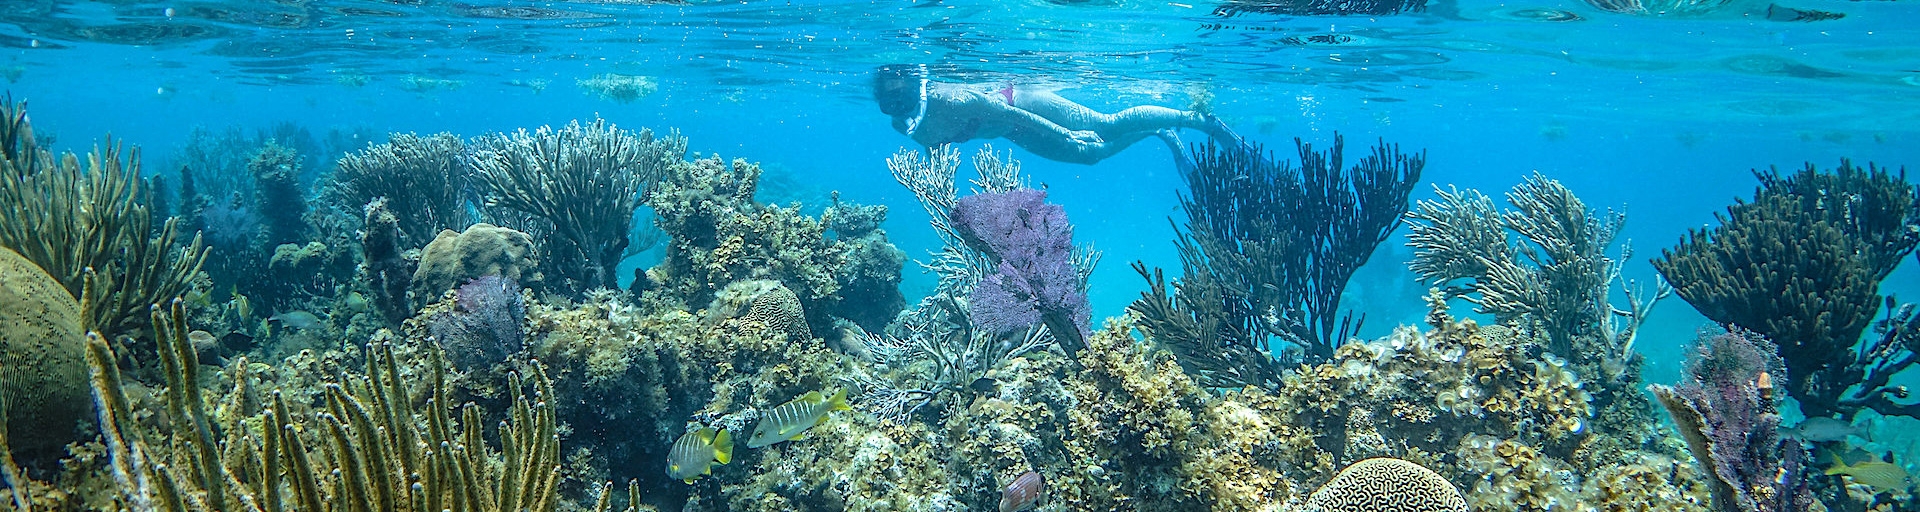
[[1132, 134, 1422, 390]]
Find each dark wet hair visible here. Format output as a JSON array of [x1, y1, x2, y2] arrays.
[[873, 64, 925, 117]]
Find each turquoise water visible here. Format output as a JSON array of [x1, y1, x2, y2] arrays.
[[4, 0, 1920, 509], [11, 0, 1917, 376]]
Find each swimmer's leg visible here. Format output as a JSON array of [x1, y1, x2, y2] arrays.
[[1015, 90, 1246, 146], [1158, 130, 1196, 174]]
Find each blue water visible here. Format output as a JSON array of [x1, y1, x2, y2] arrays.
[[5, 0, 1919, 474]]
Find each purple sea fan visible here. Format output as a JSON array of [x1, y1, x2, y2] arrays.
[[429, 275, 527, 370], [998, 471, 1044, 512], [950, 189, 1090, 352]]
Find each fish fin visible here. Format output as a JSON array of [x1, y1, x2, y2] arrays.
[[713, 429, 734, 465], [696, 427, 716, 444], [798, 390, 823, 404], [684, 478, 696, 484], [827, 388, 852, 412]]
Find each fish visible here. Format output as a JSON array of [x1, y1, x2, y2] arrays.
[[268, 311, 325, 330], [1786, 416, 1870, 443], [666, 427, 733, 484], [746, 388, 851, 448], [1825, 452, 1914, 493], [998, 471, 1045, 512]]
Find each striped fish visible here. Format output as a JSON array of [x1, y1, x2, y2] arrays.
[[666, 427, 732, 484], [747, 388, 851, 448]]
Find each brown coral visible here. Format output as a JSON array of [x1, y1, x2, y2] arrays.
[[1307, 457, 1467, 512]]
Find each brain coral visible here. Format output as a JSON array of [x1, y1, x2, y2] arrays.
[[411, 223, 539, 305], [708, 280, 810, 341], [0, 247, 90, 457], [1306, 457, 1469, 512]]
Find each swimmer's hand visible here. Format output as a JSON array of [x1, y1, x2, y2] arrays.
[[1068, 130, 1104, 143]]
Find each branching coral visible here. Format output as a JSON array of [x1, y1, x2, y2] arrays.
[[1649, 329, 1815, 512], [470, 119, 685, 295], [333, 132, 472, 245], [0, 100, 206, 340], [1407, 173, 1664, 376], [1133, 135, 1422, 389], [86, 299, 563, 512], [1653, 161, 1918, 420]]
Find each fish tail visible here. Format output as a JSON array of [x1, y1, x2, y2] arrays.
[[1825, 452, 1847, 476], [713, 429, 734, 465], [827, 388, 852, 412]]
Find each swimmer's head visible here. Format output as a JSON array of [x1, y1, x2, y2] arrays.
[[873, 64, 926, 117]]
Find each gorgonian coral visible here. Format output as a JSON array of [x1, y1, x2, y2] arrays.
[[951, 188, 1090, 352]]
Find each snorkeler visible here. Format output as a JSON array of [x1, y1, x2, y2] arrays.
[[873, 64, 1245, 165]]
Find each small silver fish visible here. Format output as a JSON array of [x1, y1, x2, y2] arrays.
[[1787, 417, 1870, 443], [666, 427, 733, 484], [268, 311, 324, 330], [746, 389, 851, 448]]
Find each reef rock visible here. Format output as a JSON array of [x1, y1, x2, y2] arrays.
[[411, 223, 539, 305], [0, 247, 90, 458]]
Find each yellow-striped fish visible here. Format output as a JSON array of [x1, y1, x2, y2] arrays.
[[747, 389, 851, 448], [1826, 452, 1914, 493], [667, 427, 733, 484]]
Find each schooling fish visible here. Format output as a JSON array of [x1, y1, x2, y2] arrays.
[[1787, 416, 1870, 443], [666, 427, 733, 484], [747, 388, 851, 448], [1825, 452, 1914, 493]]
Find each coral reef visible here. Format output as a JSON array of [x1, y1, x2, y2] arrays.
[[360, 198, 414, 323], [1406, 174, 1669, 453], [1649, 329, 1816, 512], [249, 140, 309, 248], [644, 154, 904, 340], [1132, 135, 1423, 390], [0, 247, 91, 460], [469, 119, 685, 295], [411, 223, 541, 306], [1653, 161, 1919, 420], [1304, 457, 1466, 512], [332, 132, 472, 245], [0, 104, 206, 340]]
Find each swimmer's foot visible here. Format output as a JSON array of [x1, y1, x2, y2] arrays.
[[1202, 113, 1249, 149]]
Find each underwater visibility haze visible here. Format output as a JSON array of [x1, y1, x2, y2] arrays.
[[1, 0, 1918, 510]]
